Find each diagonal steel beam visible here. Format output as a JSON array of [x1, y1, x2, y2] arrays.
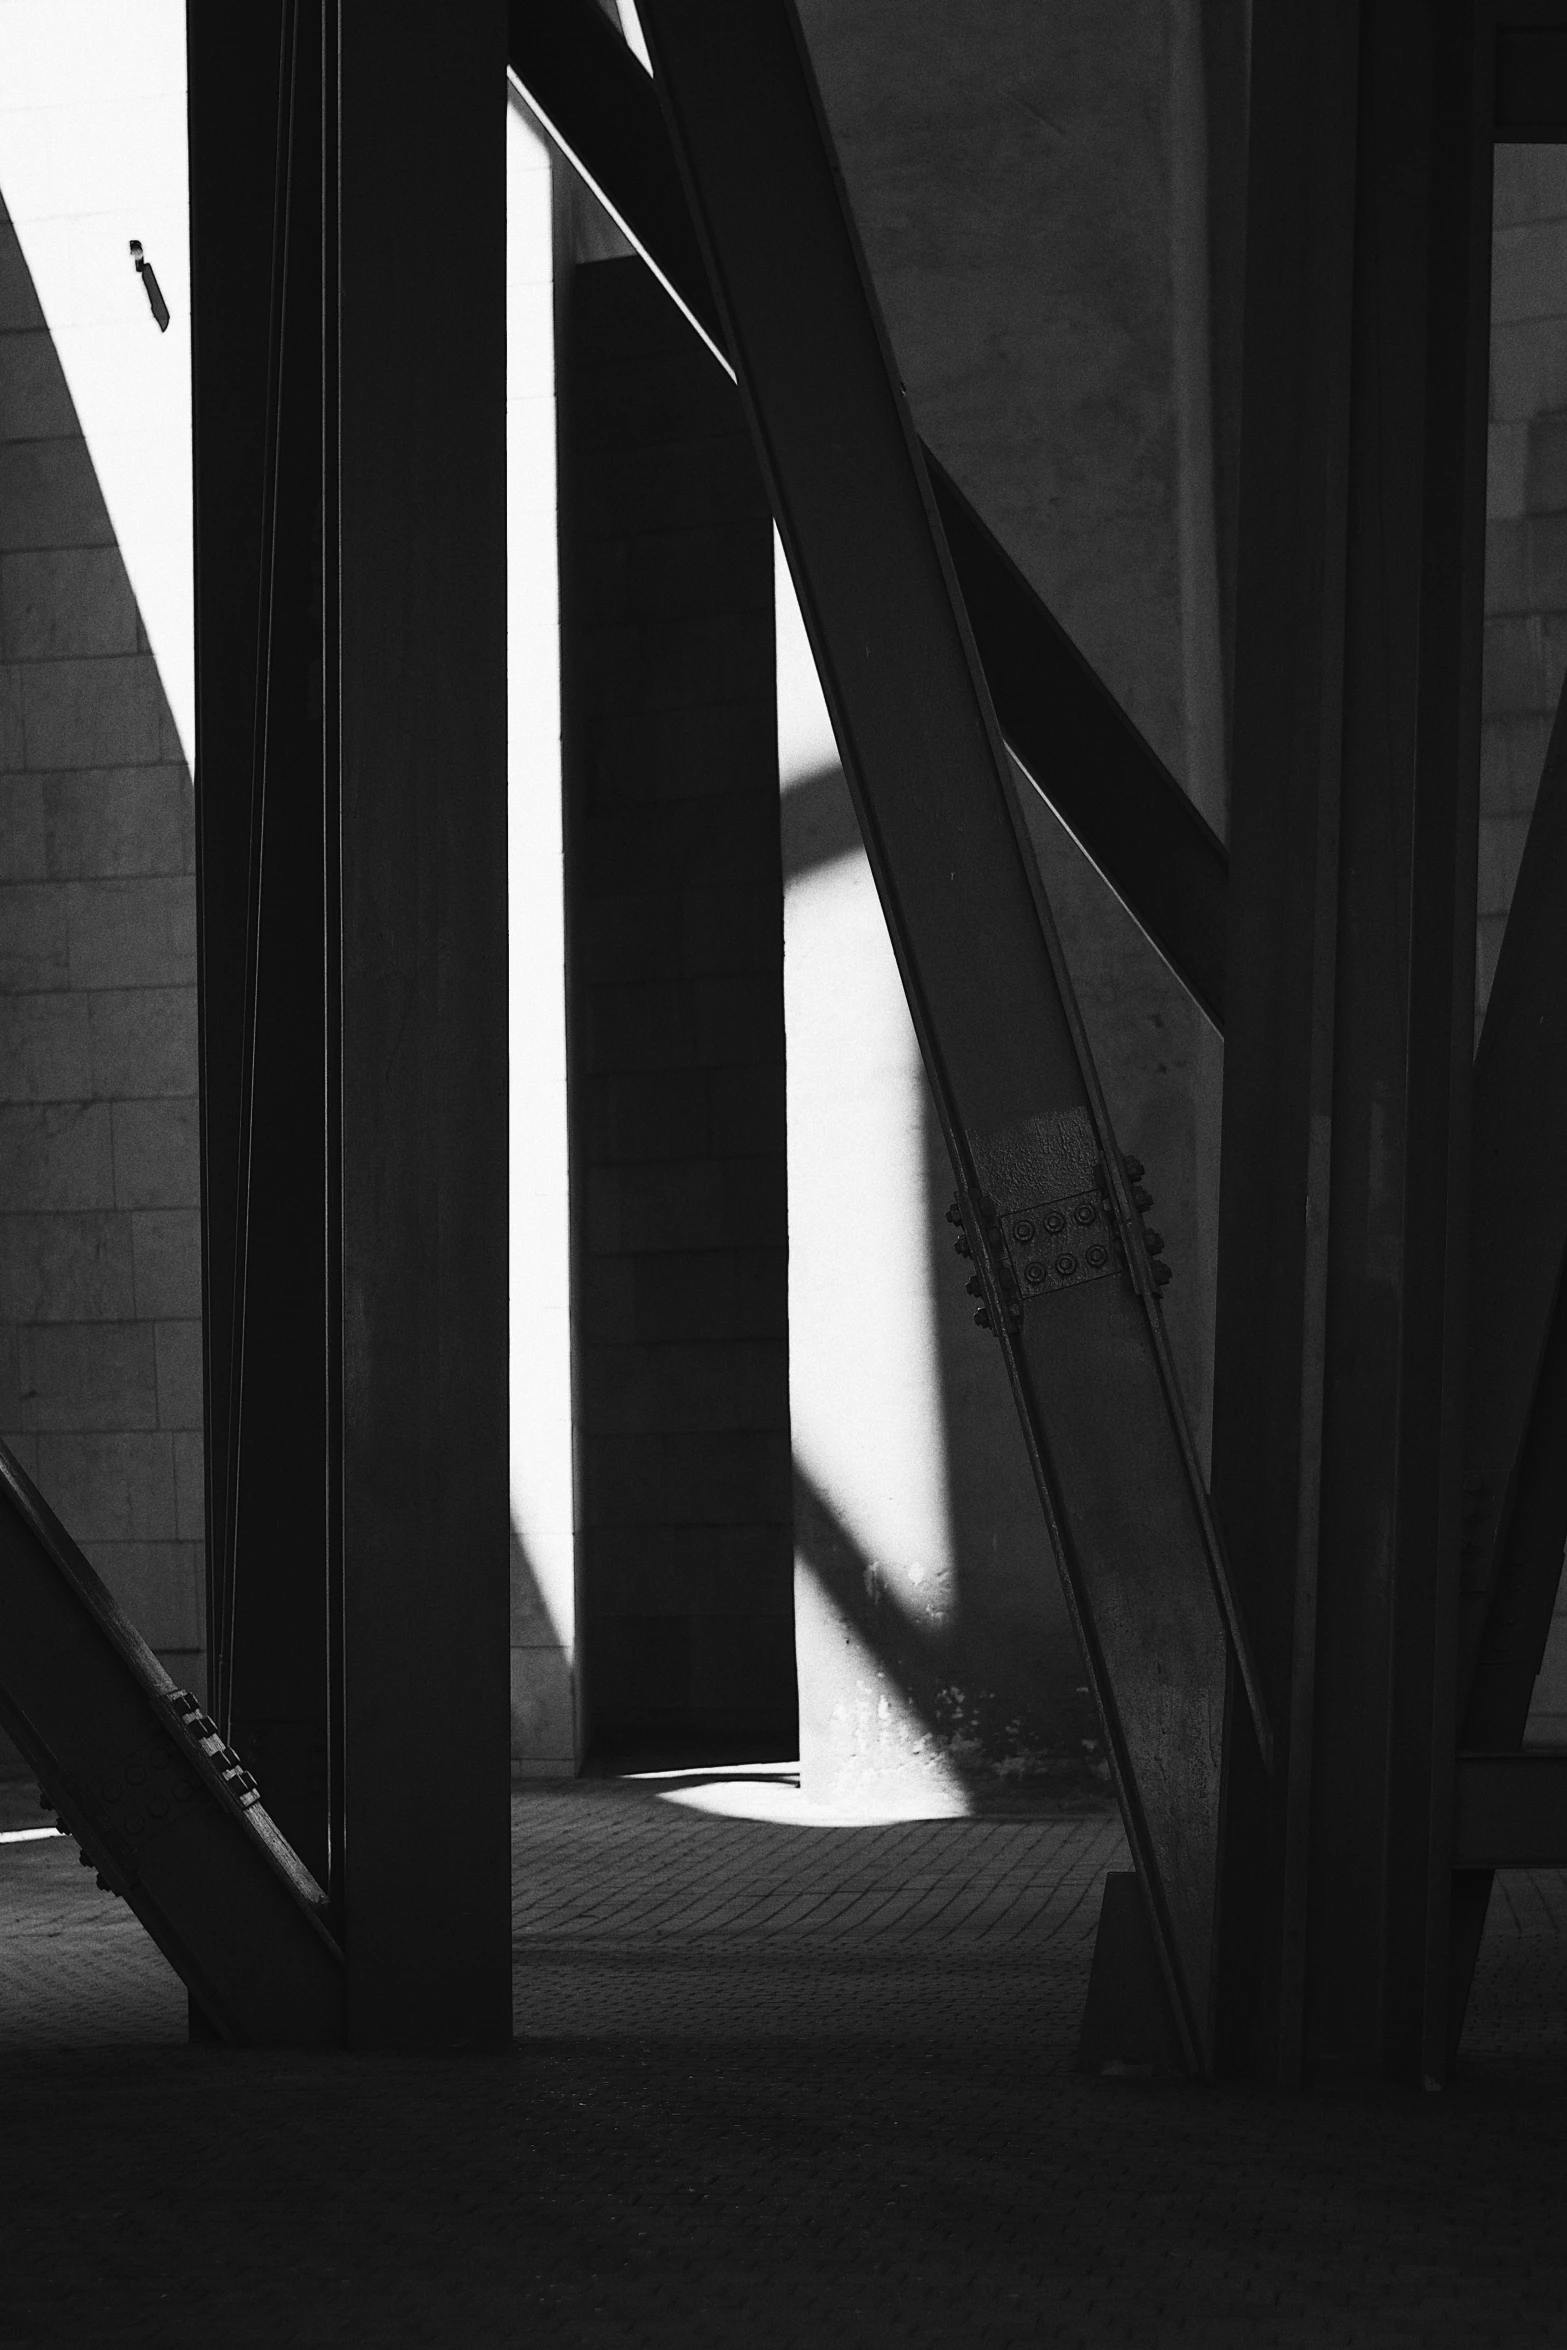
[[508, 0, 1228, 1030], [1456, 676, 1567, 1723], [621, 0, 1268, 2072], [1446, 675, 1567, 2048], [0, 1439, 344, 2043]]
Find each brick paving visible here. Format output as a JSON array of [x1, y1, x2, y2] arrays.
[[1, 1771, 1566, 2347]]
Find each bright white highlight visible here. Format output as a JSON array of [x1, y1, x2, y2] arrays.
[[778, 534, 957, 1627], [507, 96, 575, 1696], [0, 1, 194, 763], [779, 533, 967, 1814]]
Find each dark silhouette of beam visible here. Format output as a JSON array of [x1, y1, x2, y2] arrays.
[[0, 1439, 343, 2043], [619, 0, 1270, 2076], [508, 0, 1228, 1029]]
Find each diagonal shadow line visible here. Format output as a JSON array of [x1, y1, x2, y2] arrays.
[[780, 758, 860, 884], [790, 1457, 959, 1748], [509, 0, 1229, 1028]]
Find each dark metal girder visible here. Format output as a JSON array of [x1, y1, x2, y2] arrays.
[[629, 0, 1268, 2073], [189, 0, 334, 1889], [1443, 6, 1567, 2061], [1449, 1255, 1567, 2050], [508, 0, 1229, 1030], [1456, 677, 1567, 1722], [0, 1440, 343, 2043]]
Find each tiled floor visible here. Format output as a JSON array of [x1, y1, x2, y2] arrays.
[[2, 1772, 1566, 2347]]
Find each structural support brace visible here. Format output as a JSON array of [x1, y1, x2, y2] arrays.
[[1447, 666, 1567, 2042], [630, 0, 1268, 2073], [508, 0, 1229, 1030], [0, 1439, 344, 2044]]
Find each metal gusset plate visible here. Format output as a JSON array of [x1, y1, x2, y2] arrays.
[[630, 0, 1269, 2071], [0, 1439, 344, 2044], [507, 0, 1229, 1031]]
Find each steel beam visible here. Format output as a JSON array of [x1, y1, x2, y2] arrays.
[[190, 1, 513, 2047], [509, 0, 1229, 1029], [1441, 18, 1567, 2058], [189, 0, 334, 1891], [332, 0, 513, 2048], [0, 1441, 343, 2042], [1457, 677, 1567, 1724], [632, 0, 1267, 2072], [1211, 2, 1490, 2087]]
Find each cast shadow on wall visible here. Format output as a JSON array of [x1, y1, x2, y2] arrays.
[[780, 757, 1108, 1792], [0, 193, 204, 1778]]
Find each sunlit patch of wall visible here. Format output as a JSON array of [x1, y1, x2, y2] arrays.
[[0, 0, 201, 1767], [506, 90, 577, 1775], [0, 1, 193, 763], [779, 545, 1103, 1815]]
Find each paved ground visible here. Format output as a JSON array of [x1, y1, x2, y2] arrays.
[[2, 1770, 1565, 2347]]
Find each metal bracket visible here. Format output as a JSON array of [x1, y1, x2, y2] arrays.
[[950, 1128, 1171, 1333], [1000, 1185, 1120, 1301]]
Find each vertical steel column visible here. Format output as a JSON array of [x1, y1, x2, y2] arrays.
[[332, 0, 512, 2047], [189, 2, 334, 1887], [1213, 1, 1491, 2086]]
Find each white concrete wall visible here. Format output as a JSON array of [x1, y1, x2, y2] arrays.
[[779, 545, 970, 1817], [507, 91, 576, 1774], [0, 0, 202, 1757], [0, 0, 193, 764]]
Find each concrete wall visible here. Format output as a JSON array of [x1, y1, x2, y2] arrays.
[[0, 3, 199, 1772], [1486, 145, 1567, 1744], [508, 90, 577, 1775], [0, 192, 202, 1739]]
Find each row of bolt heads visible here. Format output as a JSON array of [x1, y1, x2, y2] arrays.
[[949, 1152, 1172, 1324]]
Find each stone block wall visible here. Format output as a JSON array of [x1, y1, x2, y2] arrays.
[[0, 199, 202, 1768], [561, 258, 795, 1759]]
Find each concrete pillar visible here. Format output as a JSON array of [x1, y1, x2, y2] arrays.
[[560, 258, 794, 1764]]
